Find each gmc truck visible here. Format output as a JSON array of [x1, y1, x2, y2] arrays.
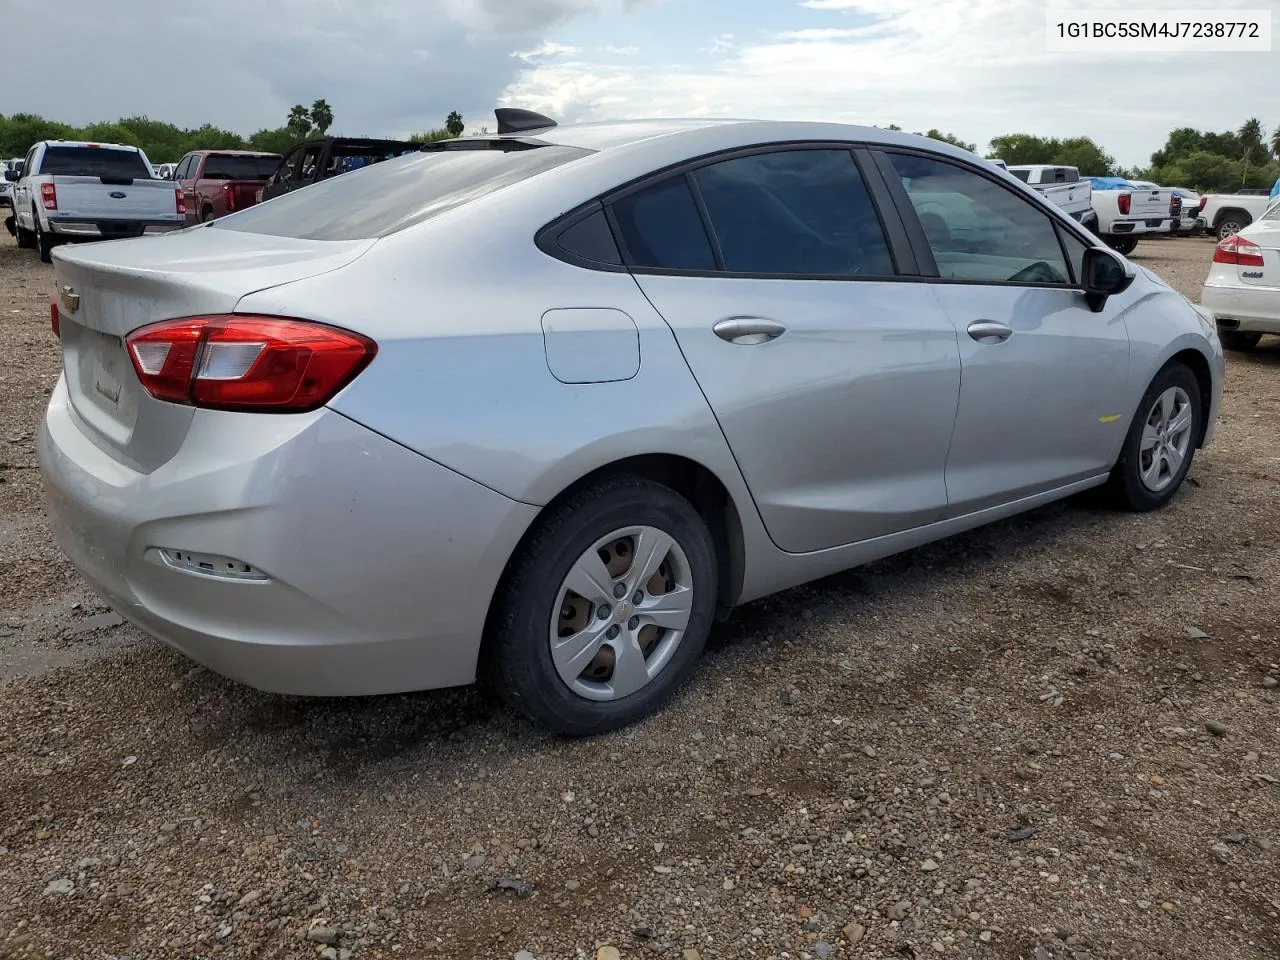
[[1086, 177, 1181, 256], [1199, 192, 1275, 241], [173, 149, 282, 223], [1004, 164, 1098, 232], [7, 141, 185, 262]]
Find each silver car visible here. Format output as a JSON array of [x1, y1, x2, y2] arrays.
[[39, 111, 1224, 735]]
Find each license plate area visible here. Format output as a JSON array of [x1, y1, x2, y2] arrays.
[[67, 325, 141, 444]]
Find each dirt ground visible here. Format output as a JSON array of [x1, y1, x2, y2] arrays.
[[0, 233, 1276, 960]]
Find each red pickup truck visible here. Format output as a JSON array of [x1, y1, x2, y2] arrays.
[[173, 149, 282, 224]]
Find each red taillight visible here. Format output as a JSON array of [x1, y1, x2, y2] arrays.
[[1213, 234, 1265, 267], [50, 293, 60, 337], [1170, 194, 1180, 216], [41, 182, 57, 211], [1196, 197, 1206, 214], [175, 187, 186, 217], [125, 315, 376, 412], [1117, 192, 1131, 216], [223, 183, 236, 213]]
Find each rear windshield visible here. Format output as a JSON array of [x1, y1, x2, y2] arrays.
[[202, 154, 281, 181], [213, 144, 592, 240], [40, 146, 152, 179]]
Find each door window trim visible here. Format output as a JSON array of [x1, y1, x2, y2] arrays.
[[871, 146, 1097, 291], [538, 140, 917, 282]]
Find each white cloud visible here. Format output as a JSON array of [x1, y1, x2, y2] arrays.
[[513, 41, 584, 61], [603, 45, 640, 55], [501, 0, 1280, 168]]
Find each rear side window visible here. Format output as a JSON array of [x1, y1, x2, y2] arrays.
[[39, 146, 151, 180], [610, 177, 716, 271], [213, 144, 592, 240], [693, 149, 893, 276], [1008, 168, 1031, 182]]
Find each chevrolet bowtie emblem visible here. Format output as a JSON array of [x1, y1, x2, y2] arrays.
[[59, 286, 80, 314]]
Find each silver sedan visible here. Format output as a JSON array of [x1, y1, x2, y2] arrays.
[[39, 111, 1225, 735]]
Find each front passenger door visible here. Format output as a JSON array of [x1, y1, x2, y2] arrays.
[[876, 151, 1132, 516], [613, 147, 963, 554]]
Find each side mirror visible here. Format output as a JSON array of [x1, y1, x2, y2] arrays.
[[3, 170, 17, 182], [1082, 246, 1134, 312]]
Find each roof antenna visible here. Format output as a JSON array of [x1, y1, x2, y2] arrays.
[[495, 108, 558, 135]]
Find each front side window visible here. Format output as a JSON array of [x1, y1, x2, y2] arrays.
[[692, 149, 893, 276], [610, 176, 716, 271], [887, 153, 1071, 285]]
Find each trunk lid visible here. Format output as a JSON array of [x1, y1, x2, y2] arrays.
[[51, 175, 180, 221], [1126, 186, 1170, 221], [52, 226, 374, 473], [1237, 220, 1280, 286]]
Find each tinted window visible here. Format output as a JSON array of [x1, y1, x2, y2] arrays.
[[889, 153, 1070, 285], [555, 209, 622, 265], [40, 146, 152, 179], [1008, 168, 1030, 182], [610, 176, 716, 271], [693, 150, 893, 276], [1057, 225, 1090, 284], [202, 154, 282, 180], [214, 144, 591, 241], [173, 157, 190, 180]]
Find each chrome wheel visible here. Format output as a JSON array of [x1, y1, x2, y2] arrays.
[[1139, 386, 1194, 493], [1217, 219, 1244, 240], [551, 526, 693, 702]]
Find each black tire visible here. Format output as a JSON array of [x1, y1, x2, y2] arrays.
[[1106, 362, 1202, 512], [1215, 212, 1251, 241], [1105, 236, 1138, 256], [200, 206, 214, 223], [15, 214, 36, 250], [1219, 330, 1262, 352], [486, 474, 717, 736], [34, 209, 53, 263]]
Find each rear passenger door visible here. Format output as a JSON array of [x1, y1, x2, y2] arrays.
[[611, 146, 962, 554]]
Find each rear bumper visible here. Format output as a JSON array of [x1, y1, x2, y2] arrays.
[[46, 217, 184, 238], [1107, 218, 1173, 237], [38, 378, 539, 695], [1200, 282, 1280, 334]]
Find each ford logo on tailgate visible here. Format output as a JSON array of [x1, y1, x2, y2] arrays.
[[109, 191, 127, 199]]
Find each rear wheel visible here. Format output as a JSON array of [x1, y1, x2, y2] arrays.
[[33, 208, 54, 263], [1215, 212, 1251, 241], [1106, 363, 1201, 512], [200, 206, 214, 223], [1105, 236, 1138, 256], [486, 475, 717, 736], [1219, 330, 1262, 352]]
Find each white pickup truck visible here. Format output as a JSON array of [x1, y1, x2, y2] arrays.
[[1085, 177, 1181, 255], [1199, 192, 1275, 241], [1004, 164, 1098, 232], [7, 140, 185, 262]]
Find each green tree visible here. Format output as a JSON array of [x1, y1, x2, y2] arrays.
[[1238, 117, 1264, 184], [310, 99, 334, 135], [247, 126, 302, 155], [446, 111, 465, 138], [408, 127, 453, 143], [987, 134, 1115, 175], [287, 104, 312, 139], [924, 129, 977, 153], [1272, 125, 1280, 160]]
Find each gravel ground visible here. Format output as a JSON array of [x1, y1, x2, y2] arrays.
[[1, 233, 1277, 960]]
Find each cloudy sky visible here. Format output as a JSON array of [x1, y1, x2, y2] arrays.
[[3, 0, 1277, 168]]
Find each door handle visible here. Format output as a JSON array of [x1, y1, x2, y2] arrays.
[[713, 317, 787, 345], [966, 320, 1013, 344]]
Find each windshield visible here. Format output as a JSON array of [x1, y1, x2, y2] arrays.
[[213, 143, 592, 240], [202, 154, 281, 180], [40, 146, 152, 179]]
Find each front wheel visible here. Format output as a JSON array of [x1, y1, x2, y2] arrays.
[[1105, 236, 1138, 256], [1106, 363, 1202, 512], [15, 214, 36, 250], [1219, 330, 1262, 352], [34, 212, 54, 263], [486, 475, 717, 736]]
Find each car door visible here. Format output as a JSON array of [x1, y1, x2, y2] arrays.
[[610, 146, 963, 554], [873, 150, 1132, 516], [14, 147, 36, 228], [261, 145, 303, 201], [173, 155, 197, 224]]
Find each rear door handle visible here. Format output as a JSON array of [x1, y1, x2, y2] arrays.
[[967, 320, 1013, 344], [713, 317, 787, 345]]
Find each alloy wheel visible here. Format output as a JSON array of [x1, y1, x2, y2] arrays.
[[1139, 386, 1194, 493]]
